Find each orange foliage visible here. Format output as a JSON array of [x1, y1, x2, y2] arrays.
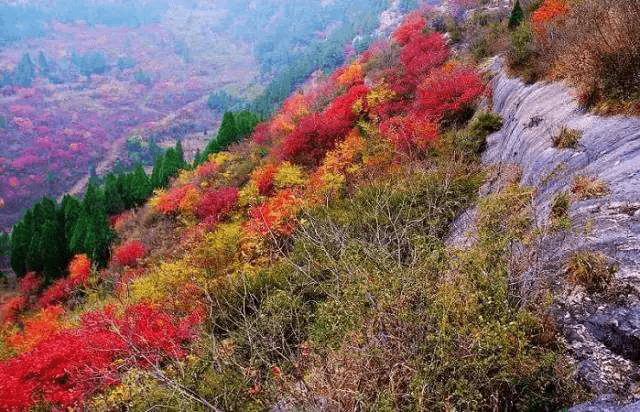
[[179, 185, 201, 215], [155, 185, 193, 215], [246, 189, 303, 236], [6, 306, 66, 354], [69, 254, 91, 281], [251, 164, 279, 196], [337, 63, 364, 87], [532, 0, 569, 37]]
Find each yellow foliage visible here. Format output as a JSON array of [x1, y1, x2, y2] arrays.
[[129, 259, 202, 302], [274, 162, 306, 189], [207, 152, 231, 166], [176, 169, 196, 186], [237, 182, 263, 207], [148, 189, 166, 214], [194, 223, 244, 276], [366, 82, 396, 111]]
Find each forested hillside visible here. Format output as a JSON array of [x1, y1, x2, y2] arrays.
[[0, 7, 584, 410], [2, 0, 639, 410]]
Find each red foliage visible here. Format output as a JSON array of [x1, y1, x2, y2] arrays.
[[416, 65, 485, 121], [37, 260, 91, 308], [252, 122, 272, 145], [380, 114, 440, 154], [276, 84, 370, 167], [0, 303, 202, 410], [252, 164, 279, 196], [196, 187, 238, 224], [0, 295, 27, 324], [393, 11, 427, 46], [110, 211, 133, 232], [389, 32, 450, 95], [246, 188, 303, 236], [113, 241, 147, 267], [195, 162, 219, 179], [18, 272, 41, 295]]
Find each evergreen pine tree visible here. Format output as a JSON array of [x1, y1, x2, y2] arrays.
[[216, 112, 239, 148], [13, 53, 35, 87], [508, 0, 524, 29], [175, 139, 185, 168], [104, 173, 125, 214], [37, 51, 50, 76], [131, 166, 152, 205], [61, 195, 81, 254]]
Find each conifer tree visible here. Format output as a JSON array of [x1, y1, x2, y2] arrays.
[[61, 195, 81, 253], [13, 53, 35, 87], [130, 166, 152, 205], [216, 112, 239, 148], [70, 184, 112, 267], [508, 0, 524, 29], [104, 173, 125, 214]]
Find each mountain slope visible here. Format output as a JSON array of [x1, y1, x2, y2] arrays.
[[0, 10, 587, 411]]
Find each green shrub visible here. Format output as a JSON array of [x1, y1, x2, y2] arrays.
[[553, 127, 582, 149], [566, 251, 614, 292]]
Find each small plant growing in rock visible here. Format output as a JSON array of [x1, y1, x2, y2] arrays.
[[553, 127, 582, 148], [550, 191, 571, 230], [566, 251, 613, 292], [571, 175, 608, 199]]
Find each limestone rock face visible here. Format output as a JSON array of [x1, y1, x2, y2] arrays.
[[472, 58, 640, 407]]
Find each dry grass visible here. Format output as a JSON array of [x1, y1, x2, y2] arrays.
[[552, 127, 581, 149], [571, 175, 609, 200], [566, 251, 612, 292], [552, 0, 640, 107]]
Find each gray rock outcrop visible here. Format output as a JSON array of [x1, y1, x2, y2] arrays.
[[459, 57, 640, 407]]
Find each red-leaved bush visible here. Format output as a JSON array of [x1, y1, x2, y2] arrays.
[[416, 65, 485, 121], [195, 162, 219, 179], [196, 187, 238, 224], [399, 32, 450, 90], [380, 114, 440, 154], [18, 271, 41, 295], [37, 255, 92, 308], [0, 295, 27, 324], [276, 84, 370, 167], [393, 11, 427, 46], [113, 241, 147, 267], [252, 164, 279, 196], [0, 303, 202, 410]]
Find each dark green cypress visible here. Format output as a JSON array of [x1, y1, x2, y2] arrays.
[[508, 0, 524, 29], [216, 112, 239, 148]]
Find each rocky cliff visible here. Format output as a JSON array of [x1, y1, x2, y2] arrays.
[[453, 57, 640, 409]]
